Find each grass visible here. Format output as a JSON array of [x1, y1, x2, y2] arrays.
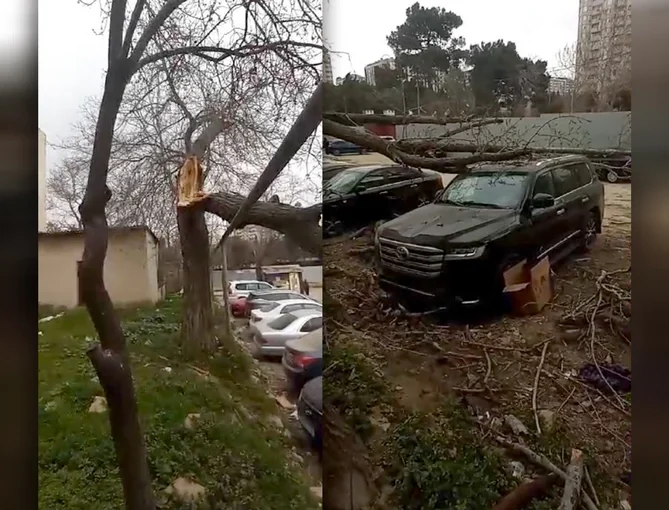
[[38, 296, 318, 510]]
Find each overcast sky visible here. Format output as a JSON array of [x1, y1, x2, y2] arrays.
[[324, 0, 579, 80]]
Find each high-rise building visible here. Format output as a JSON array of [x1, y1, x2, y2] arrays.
[[364, 57, 395, 86], [323, 48, 333, 83], [549, 76, 575, 95], [38, 128, 47, 232], [576, 0, 631, 92]]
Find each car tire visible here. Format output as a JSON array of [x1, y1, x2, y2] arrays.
[[332, 149, 341, 156], [580, 210, 599, 251], [606, 170, 618, 183]]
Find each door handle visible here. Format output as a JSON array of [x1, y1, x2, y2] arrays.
[[556, 208, 565, 215], [379, 191, 389, 195], [409, 184, 418, 188], [581, 197, 589, 203]]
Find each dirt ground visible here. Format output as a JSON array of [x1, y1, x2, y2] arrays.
[[323, 157, 631, 507]]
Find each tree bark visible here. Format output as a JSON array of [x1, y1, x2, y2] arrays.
[[177, 206, 216, 354], [203, 192, 322, 256], [79, 67, 156, 510]]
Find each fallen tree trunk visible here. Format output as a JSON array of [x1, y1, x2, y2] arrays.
[[492, 474, 558, 510], [323, 119, 528, 172], [203, 192, 322, 256], [324, 112, 476, 125]]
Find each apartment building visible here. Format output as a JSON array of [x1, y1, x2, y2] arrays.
[[323, 48, 333, 83], [576, 0, 632, 92], [364, 57, 396, 86], [549, 76, 575, 95]]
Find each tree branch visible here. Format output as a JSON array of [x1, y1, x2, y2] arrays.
[[121, 0, 147, 58], [202, 193, 321, 256], [323, 119, 524, 172], [324, 112, 477, 126], [135, 41, 322, 71], [129, 0, 188, 65]]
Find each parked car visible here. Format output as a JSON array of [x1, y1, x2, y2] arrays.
[[243, 289, 309, 317], [249, 309, 323, 357], [250, 298, 322, 323], [323, 161, 356, 183], [326, 139, 367, 156], [228, 280, 275, 317], [297, 376, 322, 454], [282, 328, 323, 395], [375, 155, 604, 308], [323, 164, 443, 236], [590, 155, 631, 183]]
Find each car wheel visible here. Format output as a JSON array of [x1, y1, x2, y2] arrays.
[[332, 149, 341, 156], [581, 210, 599, 251], [606, 170, 618, 183]]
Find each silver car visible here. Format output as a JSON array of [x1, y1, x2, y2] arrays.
[[250, 298, 323, 323], [249, 309, 323, 357]]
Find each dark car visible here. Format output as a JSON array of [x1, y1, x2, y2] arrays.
[[375, 155, 605, 307], [326, 139, 367, 156], [282, 328, 322, 396], [323, 161, 356, 183], [590, 155, 631, 183], [297, 376, 322, 454], [323, 164, 443, 236]]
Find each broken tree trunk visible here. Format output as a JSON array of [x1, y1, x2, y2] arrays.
[[492, 474, 559, 510], [558, 449, 584, 510], [176, 156, 216, 354], [79, 73, 156, 509], [324, 112, 477, 125]]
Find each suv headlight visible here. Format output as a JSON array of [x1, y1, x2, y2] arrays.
[[444, 246, 485, 259]]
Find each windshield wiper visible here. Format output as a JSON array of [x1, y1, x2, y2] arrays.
[[459, 201, 505, 209], [443, 198, 467, 207]]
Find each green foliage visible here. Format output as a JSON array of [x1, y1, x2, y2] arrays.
[[383, 404, 511, 510], [325, 344, 388, 442], [467, 39, 550, 113], [38, 298, 317, 510], [387, 2, 466, 87]]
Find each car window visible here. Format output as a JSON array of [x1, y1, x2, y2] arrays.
[[246, 283, 260, 290], [533, 172, 555, 197], [267, 313, 298, 330], [283, 304, 303, 314], [384, 166, 420, 183], [355, 171, 388, 191], [257, 282, 273, 290], [551, 167, 580, 196], [300, 316, 323, 332], [573, 163, 593, 187], [234, 283, 248, 291]]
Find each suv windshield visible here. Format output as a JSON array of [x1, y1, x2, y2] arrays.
[[440, 172, 528, 209], [324, 169, 366, 196]]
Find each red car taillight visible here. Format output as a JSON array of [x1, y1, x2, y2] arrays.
[[293, 353, 316, 368]]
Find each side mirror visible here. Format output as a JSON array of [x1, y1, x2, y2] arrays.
[[532, 193, 555, 209]]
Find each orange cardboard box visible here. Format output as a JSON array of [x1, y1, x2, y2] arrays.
[[502, 257, 552, 315]]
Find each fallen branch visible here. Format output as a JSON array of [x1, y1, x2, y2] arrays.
[[558, 449, 584, 510], [492, 474, 559, 510], [493, 435, 599, 510], [324, 112, 477, 126], [532, 341, 550, 434], [202, 192, 321, 256]]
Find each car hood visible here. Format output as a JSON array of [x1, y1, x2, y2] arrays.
[[300, 376, 322, 410], [378, 203, 518, 248]]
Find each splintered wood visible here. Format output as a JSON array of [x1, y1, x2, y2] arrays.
[[177, 156, 209, 207]]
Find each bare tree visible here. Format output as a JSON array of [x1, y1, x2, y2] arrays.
[[70, 1, 321, 508]]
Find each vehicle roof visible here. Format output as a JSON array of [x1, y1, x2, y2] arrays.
[[250, 288, 301, 295], [230, 280, 271, 285], [274, 298, 323, 307], [468, 155, 590, 175], [300, 376, 323, 407], [335, 163, 424, 175], [284, 308, 323, 318]]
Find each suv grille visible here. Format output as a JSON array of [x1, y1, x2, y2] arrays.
[[377, 237, 443, 277]]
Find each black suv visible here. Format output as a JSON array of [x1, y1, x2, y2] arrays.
[[375, 155, 605, 307]]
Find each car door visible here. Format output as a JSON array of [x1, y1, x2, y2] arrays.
[[379, 166, 424, 213], [528, 169, 567, 259], [571, 161, 596, 217], [351, 169, 392, 224], [550, 164, 583, 248]]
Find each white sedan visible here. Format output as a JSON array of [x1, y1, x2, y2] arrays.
[[250, 298, 323, 323]]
